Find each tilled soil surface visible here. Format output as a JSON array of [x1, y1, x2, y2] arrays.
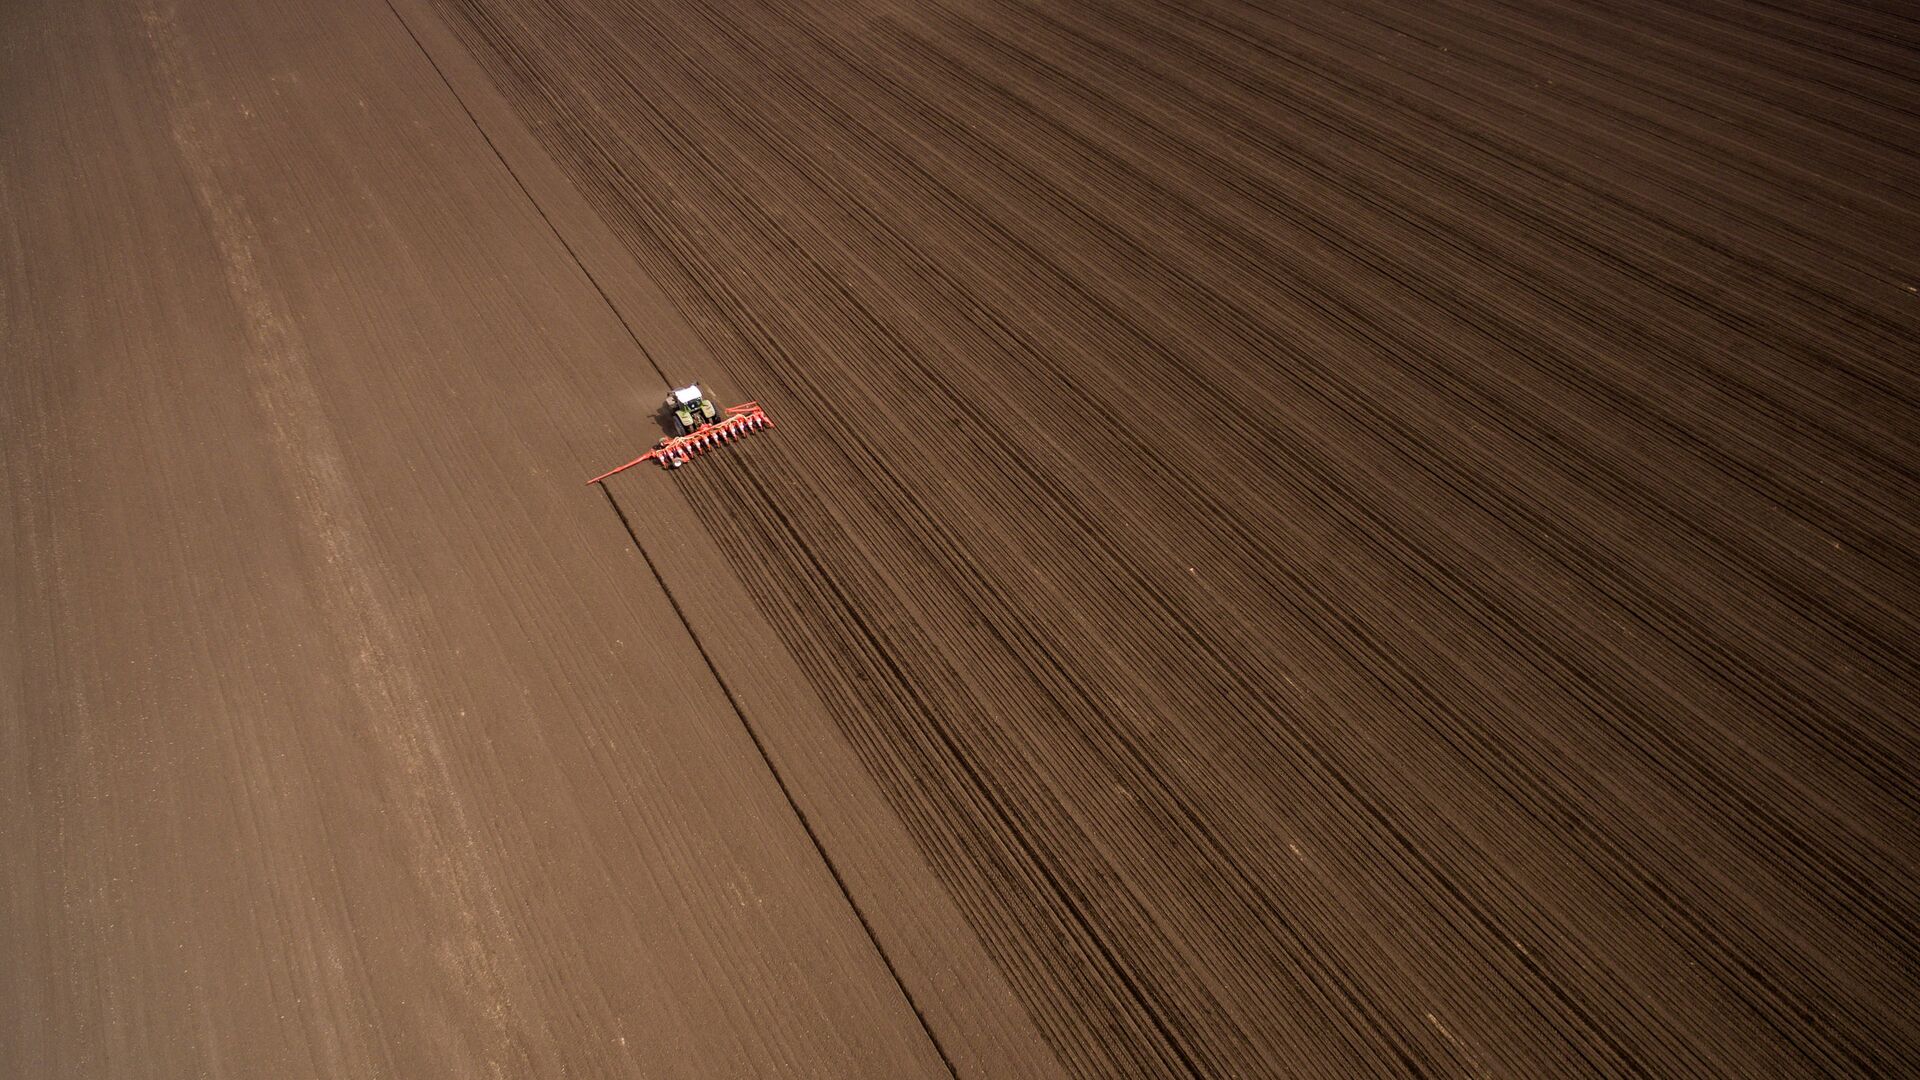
[[6, 0, 1918, 1076], [432, 0, 1920, 1075]]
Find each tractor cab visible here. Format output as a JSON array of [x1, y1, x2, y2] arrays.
[[665, 383, 719, 436]]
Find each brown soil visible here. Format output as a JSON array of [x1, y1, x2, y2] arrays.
[[6, 0, 1917, 1076]]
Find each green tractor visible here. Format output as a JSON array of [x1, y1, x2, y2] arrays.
[[665, 383, 719, 436]]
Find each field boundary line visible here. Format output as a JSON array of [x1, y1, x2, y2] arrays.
[[597, 486, 957, 1077]]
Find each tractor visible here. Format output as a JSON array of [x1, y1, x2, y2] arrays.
[[665, 383, 720, 436]]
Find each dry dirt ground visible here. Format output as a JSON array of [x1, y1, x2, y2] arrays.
[[5, 0, 1918, 1077]]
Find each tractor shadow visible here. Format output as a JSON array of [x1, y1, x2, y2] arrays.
[[651, 404, 681, 438]]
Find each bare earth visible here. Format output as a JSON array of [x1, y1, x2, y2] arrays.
[[4, 0, 1916, 1077]]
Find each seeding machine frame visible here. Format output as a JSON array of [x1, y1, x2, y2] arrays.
[[587, 393, 773, 484]]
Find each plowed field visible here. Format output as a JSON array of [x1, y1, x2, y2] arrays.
[[7, 0, 1917, 1076], [435, 0, 1920, 1074]]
